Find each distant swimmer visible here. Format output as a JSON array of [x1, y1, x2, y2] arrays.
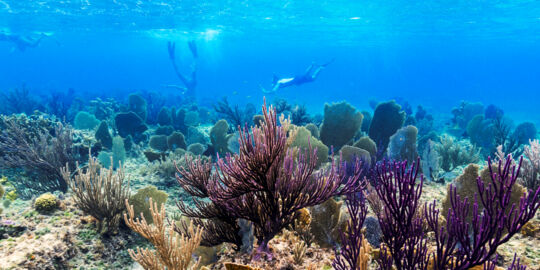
[[162, 84, 188, 94], [0, 31, 47, 52], [260, 59, 334, 94], [167, 40, 197, 98]]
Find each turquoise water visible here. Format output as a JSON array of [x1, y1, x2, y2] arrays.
[[1, 1, 540, 269], [1, 0, 539, 122]]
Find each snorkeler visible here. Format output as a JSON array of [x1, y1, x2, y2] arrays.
[[260, 59, 334, 94], [167, 41, 197, 98], [0, 31, 47, 52]]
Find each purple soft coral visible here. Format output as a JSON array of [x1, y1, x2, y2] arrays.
[[332, 192, 368, 270], [177, 100, 365, 260], [372, 158, 430, 270], [426, 155, 540, 269]]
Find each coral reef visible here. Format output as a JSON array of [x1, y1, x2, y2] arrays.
[[149, 135, 169, 152], [2, 88, 539, 270], [372, 159, 429, 269], [304, 123, 320, 139], [157, 107, 172, 126], [420, 139, 441, 182], [340, 145, 371, 166], [168, 131, 187, 150], [176, 102, 365, 259], [426, 156, 540, 269], [451, 101, 484, 131], [0, 85, 42, 115], [440, 160, 528, 226], [353, 136, 378, 161]]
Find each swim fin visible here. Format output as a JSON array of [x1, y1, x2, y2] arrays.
[[188, 40, 198, 58], [321, 58, 335, 67], [272, 73, 279, 85]]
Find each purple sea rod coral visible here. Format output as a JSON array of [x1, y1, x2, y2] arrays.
[[176, 100, 365, 260], [425, 155, 540, 270], [369, 155, 539, 269]]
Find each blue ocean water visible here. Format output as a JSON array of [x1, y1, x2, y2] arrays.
[[0, 0, 539, 123]]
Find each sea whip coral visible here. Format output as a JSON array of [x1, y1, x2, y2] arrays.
[[373, 158, 429, 270], [332, 192, 370, 270], [176, 100, 365, 260], [426, 155, 540, 270], [371, 155, 539, 269]]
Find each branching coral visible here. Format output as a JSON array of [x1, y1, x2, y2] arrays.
[[421, 139, 441, 182], [175, 155, 244, 249], [369, 155, 539, 270], [45, 89, 75, 120], [213, 97, 255, 130], [61, 153, 130, 234], [125, 198, 202, 270], [0, 84, 42, 114], [332, 192, 371, 270], [372, 159, 430, 270], [521, 139, 540, 191], [425, 155, 540, 270], [176, 101, 365, 260], [0, 115, 77, 195], [435, 134, 480, 172]]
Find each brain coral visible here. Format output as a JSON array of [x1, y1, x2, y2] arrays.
[[34, 193, 58, 213]]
